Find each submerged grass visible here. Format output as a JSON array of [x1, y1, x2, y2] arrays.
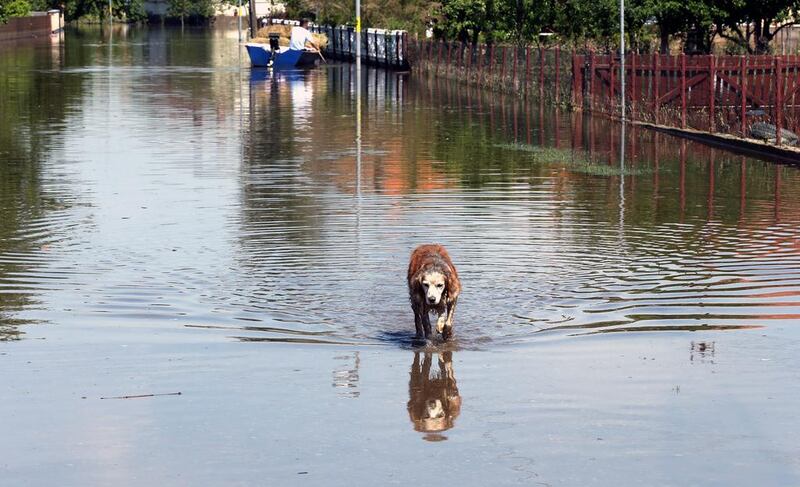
[[493, 142, 659, 176]]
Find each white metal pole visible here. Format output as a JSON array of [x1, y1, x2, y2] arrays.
[[238, 0, 242, 42], [355, 0, 361, 65], [620, 0, 625, 122], [355, 0, 362, 198]]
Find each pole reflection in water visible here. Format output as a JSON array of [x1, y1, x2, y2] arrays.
[[407, 351, 462, 442], [619, 120, 626, 236], [355, 59, 363, 249], [355, 40, 362, 200]]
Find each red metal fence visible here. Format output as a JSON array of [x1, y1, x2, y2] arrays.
[[576, 53, 800, 145], [409, 38, 572, 104], [409, 38, 800, 146]]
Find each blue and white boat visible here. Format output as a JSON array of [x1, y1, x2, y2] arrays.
[[245, 44, 320, 68]]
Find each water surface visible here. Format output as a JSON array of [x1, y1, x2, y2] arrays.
[[2, 26, 800, 486]]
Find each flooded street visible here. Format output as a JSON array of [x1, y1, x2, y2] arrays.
[[3, 26, 800, 485]]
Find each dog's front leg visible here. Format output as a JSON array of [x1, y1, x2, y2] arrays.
[[435, 313, 446, 334], [421, 309, 433, 339], [413, 307, 425, 340], [442, 298, 458, 340]]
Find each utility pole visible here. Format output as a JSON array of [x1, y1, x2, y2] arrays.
[[249, 0, 257, 38]]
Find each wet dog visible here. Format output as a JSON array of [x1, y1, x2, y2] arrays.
[[407, 244, 461, 340]]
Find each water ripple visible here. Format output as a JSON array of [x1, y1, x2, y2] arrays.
[[2, 52, 800, 346]]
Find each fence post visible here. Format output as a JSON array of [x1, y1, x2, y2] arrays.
[[741, 55, 747, 137], [681, 53, 687, 129], [629, 52, 636, 120], [654, 53, 660, 124], [610, 55, 616, 111], [438, 40, 445, 75], [397, 32, 403, 68], [489, 44, 495, 84], [555, 45, 561, 104], [501, 46, 507, 85], [402, 32, 408, 69], [572, 50, 581, 108], [478, 44, 484, 85], [793, 54, 798, 126], [384, 32, 390, 67], [539, 47, 544, 99], [526, 46, 531, 93], [708, 54, 716, 132], [427, 38, 433, 66], [445, 41, 452, 76], [589, 50, 595, 111], [513, 46, 518, 90], [467, 43, 473, 79], [776, 56, 784, 145]]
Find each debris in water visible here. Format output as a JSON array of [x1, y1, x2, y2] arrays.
[[100, 392, 182, 400]]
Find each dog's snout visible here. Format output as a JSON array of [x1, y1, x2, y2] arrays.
[[427, 296, 437, 304]]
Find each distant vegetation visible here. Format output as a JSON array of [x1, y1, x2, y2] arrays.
[[0, 0, 148, 23], [0, 0, 231, 23], [2, 0, 798, 55], [286, 0, 800, 55], [0, 0, 32, 22]]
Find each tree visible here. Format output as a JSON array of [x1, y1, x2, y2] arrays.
[[62, 0, 146, 22], [0, 0, 31, 22], [494, 0, 552, 45], [632, 0, 721, 54], [717, 0, 800, 54], [439, 0, 488, 44], [167, 0, 213, 26]]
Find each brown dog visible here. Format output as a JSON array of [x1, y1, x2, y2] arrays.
[[407, 244, 461, 340]]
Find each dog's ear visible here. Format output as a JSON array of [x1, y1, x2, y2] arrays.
[[444, 266, 460, 299], [411, 270, 425, 293]]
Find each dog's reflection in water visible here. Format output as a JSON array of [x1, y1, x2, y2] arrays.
[[407, 351, 462, 441]]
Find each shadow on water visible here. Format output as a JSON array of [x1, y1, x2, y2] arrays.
[[407, 351, 462, 442]]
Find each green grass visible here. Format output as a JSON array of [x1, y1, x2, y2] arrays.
[[493, 142, 658, 176]]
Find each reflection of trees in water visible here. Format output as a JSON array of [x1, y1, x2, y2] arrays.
[[0, 35, 89, 339], [241, 63, 800, 225], [241, 72, 324, 249], [407, 351, 461, 441], [412, 74, 800, 229]]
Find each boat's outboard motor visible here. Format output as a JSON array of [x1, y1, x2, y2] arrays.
[[268, 33, 280, 67]]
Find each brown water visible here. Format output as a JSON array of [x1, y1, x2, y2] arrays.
[[2, 26, 800, 486]]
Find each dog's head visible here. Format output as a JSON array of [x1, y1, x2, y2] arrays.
[[419, 270, 447, 306]]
